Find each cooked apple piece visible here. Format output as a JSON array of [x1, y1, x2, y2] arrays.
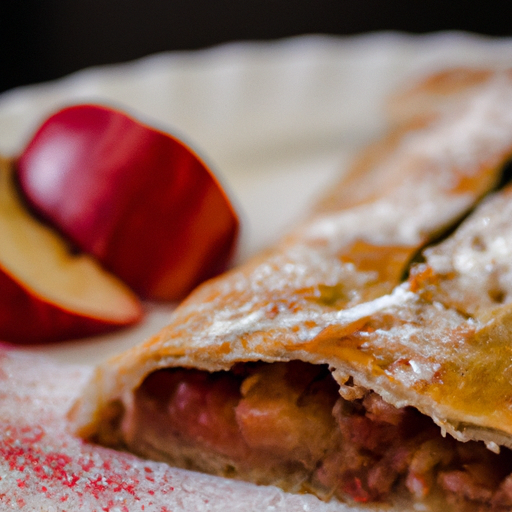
[[0, 157, 142, 344], [117, 361, 512, 509], [235, 362, 340, 465]]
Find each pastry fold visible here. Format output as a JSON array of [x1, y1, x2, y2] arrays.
[[72, 69, 512, 509]]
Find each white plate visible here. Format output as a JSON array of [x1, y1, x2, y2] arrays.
[[2, 31, 512, 365]]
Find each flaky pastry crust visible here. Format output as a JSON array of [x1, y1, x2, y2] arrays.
[[71, 69, 512, 506]]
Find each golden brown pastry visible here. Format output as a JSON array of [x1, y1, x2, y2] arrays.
[[72, 69, 512, 510]]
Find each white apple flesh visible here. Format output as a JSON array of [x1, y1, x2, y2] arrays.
[[0, 157, 143, 344]]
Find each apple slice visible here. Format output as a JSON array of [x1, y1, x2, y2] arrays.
[[16, 104, 240, 301], [0, 157, 143, 344]]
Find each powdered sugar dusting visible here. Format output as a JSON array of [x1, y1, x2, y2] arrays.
[[303, 73, 512, 251], [0, 347, 361, 511]]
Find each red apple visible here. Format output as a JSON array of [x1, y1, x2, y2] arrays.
[[16, 104, 239, 301], [0, 157, 143, 344]]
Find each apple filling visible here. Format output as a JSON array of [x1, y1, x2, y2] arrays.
[[119, 361, 512, 510]]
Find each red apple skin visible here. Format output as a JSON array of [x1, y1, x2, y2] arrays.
[[16, 104, 239, 301], [0, 262, 142, 345], [0, 155, 144, 345]]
